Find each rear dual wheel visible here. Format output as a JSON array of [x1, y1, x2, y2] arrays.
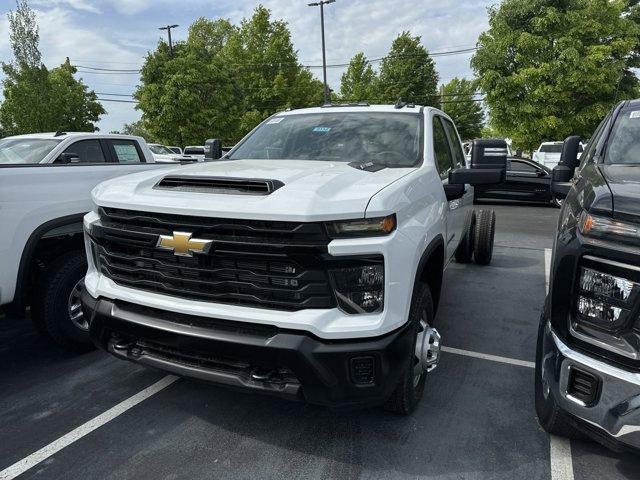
[[474, 209, 496, 265]]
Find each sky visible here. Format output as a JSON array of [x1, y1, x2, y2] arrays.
[[0, 0, 494, 135]]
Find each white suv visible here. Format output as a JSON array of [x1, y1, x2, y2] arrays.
[[80, 105, 504, 413]]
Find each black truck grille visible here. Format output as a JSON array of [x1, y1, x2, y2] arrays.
[[91, 208, 336, 311]]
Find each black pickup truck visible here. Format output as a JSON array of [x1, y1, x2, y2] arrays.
[[535, 100, 640, 452]]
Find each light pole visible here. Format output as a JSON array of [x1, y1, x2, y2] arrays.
[[308, 0, 335, 104], [159, 24, 179, 57]]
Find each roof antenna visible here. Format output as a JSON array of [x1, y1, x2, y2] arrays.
[[394, 97, 407, 109], [54, 131, 66, 137]]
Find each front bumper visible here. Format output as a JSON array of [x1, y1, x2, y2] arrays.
[[541, 322, 640, 451], [82, 289, 415, 409]]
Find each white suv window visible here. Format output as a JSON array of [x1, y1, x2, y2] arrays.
[[110, 140, 143, 163]]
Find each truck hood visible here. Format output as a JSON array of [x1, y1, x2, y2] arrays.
[[92, 159, 414, 221], [600, 165, 640, 222]]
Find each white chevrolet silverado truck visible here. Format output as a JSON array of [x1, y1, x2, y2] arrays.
[[0, 132, 171, 350], [81, 105, 506, 413]]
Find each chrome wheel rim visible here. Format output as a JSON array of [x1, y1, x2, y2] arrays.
[[68, 280, 88, 331], [413, 310, 441, 386]]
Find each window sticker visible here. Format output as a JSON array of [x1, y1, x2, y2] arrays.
[[114, 144, 140, 162], [629, 111, 640, 119], [313, 126, 331, 133], [267, 117, 284, 124]]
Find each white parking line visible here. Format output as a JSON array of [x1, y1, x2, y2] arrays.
[[0, 375, 178, 480], [545, 247, 574, 480], [441, 346, 534, 369]]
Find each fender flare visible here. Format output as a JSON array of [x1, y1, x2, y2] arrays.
[[412, 234, 446, 312], [11, 213, 87, 310]]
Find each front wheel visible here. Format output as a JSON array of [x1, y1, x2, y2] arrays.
[[31, 251, 94, 352], [384, 283, 440, 415], [552, 196, 563, 208]]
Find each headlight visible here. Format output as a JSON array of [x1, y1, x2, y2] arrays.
[[329, 258, 384, 314], [579, 212, 640, 246], [575, 266, 639, 330], [326, 215, 396, 238]]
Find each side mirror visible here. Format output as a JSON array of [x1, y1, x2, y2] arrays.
[[449, 167, 505, 185], [204, 138, 223, 161], [471, 138, 508, 170], [551, 165, 574, 199], [536, 169, 547, 177], [443, 184, 465, 201], [559, 135, 581, 170], [57, 152, 80, 164]]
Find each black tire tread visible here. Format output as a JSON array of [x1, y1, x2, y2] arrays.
[[455, 211, 476, 264], [384, 283, 433, 415], [474, 209, 495, 265], [31, 251, 93, 352]]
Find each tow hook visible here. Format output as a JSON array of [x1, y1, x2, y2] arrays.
[[423, 328, 441, 373]]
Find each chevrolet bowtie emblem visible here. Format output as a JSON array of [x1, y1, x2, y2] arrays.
[[156, 231, 212, 257]]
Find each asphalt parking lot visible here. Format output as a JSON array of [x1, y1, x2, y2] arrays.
[[2, 204, 639, 480]]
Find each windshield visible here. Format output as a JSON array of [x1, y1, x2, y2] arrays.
[[540, 144, 563, 153], [229, 112, 423, 167], [184, 147, 204, 155], [0, 138, 62, 164], [605, 109, 640, 165], [149, 144, 174, 155]]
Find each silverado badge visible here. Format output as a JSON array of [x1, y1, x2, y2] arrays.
[[157, 231, 212, 257]]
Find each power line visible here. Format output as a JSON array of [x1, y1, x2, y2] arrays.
[[96, 98, 138, 103], [69, 47, 478, 75], [96, 92, 134, 97]]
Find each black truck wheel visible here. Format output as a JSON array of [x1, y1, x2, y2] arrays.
[[385, 283, 439, 415], [474, 209, 496, 265], [455, 210, 476, 263], [534, 310, 581, 439], [31, 250, 94, 352]]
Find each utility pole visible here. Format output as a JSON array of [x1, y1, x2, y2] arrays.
[[159, 24, 179, 57], [308, 0, 335, 104]]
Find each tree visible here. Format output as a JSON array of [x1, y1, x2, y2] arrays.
[[441, 78, 484, 140], [340, 52, 376, 102], [8, 0, 40, 67], [135, 7, 324, 146], [375, 32, 439, 106], [121, 120, 157, 143], [0, 1, 104, 134], [471, 0, 640, 150]]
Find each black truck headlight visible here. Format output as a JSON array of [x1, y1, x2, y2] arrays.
[[576, 267, 638, 330], [329, 259, 384, 314]]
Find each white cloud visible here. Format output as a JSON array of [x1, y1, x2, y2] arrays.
[[0, 0, 493, 133]]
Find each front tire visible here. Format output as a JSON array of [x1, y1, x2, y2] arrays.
[[384, 283, 436, 415], [31, 251, 94, 352]]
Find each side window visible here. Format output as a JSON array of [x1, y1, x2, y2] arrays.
[[509, 160, 538, 173], [441, 118, 465, 169], [433, 116, 454, 180], [61, 139, 106, 164], [109, 140, 144, 163], [580, 115, 610, 169]]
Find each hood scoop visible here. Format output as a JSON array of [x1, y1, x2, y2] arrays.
[[154, 175, 284, 195]]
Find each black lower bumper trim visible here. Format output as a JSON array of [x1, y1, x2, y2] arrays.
[[82, 290, 414, 408]]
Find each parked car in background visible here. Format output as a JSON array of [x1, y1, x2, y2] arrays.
[[533, 141, 584, 169], [474, 157, 561, 207], [183, 145, 206, 161], [537, 100, 640, 453], [148, 143, 189, 163], [168, 146, 183, 154], [81, 105, 504, 413], [0, 132, 174, 351]]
